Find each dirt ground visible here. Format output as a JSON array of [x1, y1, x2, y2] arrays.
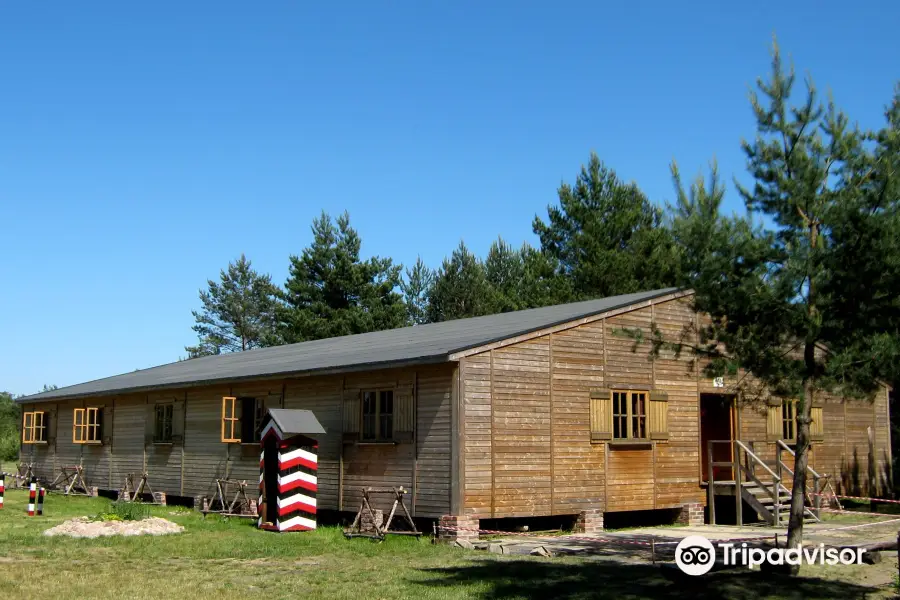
[[471, 516, 900, 597]]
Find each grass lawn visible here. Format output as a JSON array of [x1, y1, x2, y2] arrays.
[[0, 489, 895, 599]]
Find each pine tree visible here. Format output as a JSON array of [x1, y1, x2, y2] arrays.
[[401, 257, 434, 325], [485, 237, 526, 312], [483, 238, 574, 312], [0, 391, 20, 462], [279, 211, 406, 342], [519, 245, 575, 308], [669, 161, 726, 282], [534, 153, 680, 299], [427, 241, 492, 322], [667, 43, 900, 563], [185, 254, 280, 357]]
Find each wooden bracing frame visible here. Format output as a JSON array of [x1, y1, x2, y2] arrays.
[[344, 486, 420, 540], [11, 463, 34, 488], [48, 465, 91, 496], [204, 479, 257, 517], [0, 463, 32, 489], [120, 473, 160, 503]]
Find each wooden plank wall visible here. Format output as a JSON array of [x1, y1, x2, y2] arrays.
[[283, 377, 340, 509], [737, 386, 891, 498], [491, 338, 552, 518], [111, 394, 146, 493], [415, 365, 453, 517], [145, 390, 185, 494], [550, 321, 605, 515], [462, 353, 492, 517], [54, 404, 79, 479], [341, 370, 414, 513], [17, 364, 454, 518], [461, 295, 890, 519], [652, 299, 705, 508], [603, 309, 655, 512], [461, 298, 705, 517], [182, 385, 230, 499]]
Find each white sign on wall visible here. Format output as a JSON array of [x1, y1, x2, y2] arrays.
[[713, 377, 725, 388]]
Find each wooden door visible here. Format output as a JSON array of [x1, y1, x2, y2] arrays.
[[700, 394, 736, 482]]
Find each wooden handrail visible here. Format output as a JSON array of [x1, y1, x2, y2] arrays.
[[775, 439, 824, 518], [776, 439, 823, 479], [735, 440, 781, 482]]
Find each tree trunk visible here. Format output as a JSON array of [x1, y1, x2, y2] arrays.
[[785, 377, 814, 574]]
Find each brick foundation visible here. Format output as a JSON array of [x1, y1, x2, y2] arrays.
[[193, 495, 209, 512], [676, 502, 704, 526], [437, 515, 480, 542], [574, 509, 604, 534]]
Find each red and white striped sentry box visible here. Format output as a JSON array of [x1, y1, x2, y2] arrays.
[[37, 487, 45, 516], [257, 409, 324, 533], [0, 475, 5, 509]]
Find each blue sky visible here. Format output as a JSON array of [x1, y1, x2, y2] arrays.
[[2, 1, 898, 395]]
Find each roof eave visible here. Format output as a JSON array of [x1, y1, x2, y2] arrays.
[[15, 353, 453, 404]]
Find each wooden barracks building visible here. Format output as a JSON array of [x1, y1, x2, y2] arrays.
[[16, 289, 892, 534]]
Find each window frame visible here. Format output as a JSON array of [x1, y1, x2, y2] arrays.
[[73, 407, 101, 444], [782, 399, 797, 443], [611, 389, 649, 441], [222, 396, 267, 444], [360, 388, 395, 442], [221, 397, 240, 442], [154, 403, 174, 444], [22, 411, 47, 444]]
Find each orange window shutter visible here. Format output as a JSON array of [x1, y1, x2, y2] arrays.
[[589, 389, 611, 441], [73, 408, 84, 443], [222, 397, 238, 442], [649, 390, 669, 440], [23, 412, 33, 443], [810, 407, 825, 442], [766, 400, 782, 442]]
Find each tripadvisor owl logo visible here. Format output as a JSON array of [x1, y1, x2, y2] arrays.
[[675, 535, 716, 575], [675, 534, 867, 575]]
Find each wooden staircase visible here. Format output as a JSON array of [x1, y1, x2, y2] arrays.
[[708, 439, 825, 526], [741, 482, 820, 525]]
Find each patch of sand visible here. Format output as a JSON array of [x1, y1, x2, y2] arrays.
[[43, 517, 184, 538]]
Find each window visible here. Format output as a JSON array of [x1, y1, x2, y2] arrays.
[[240, 397, 265, 443], [361, 389, 394, 441], [380, 390, 393, 440], [22, 411, 47, 444], [782, 400, 797, 442], [221, 396, 265, 443], [73, 407, 101, 444], [343, 385, 413, 443], [612, 390, 648, 440], [154, 404, 174, 443]]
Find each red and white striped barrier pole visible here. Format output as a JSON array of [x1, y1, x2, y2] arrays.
[[810, 491, 900, 505], [0, 475, 5, 509], [37, 487, 45, 516], [27, 477, 36, 516]]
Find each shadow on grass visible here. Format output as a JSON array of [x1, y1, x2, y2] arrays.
[[416, 559, 880, 599]]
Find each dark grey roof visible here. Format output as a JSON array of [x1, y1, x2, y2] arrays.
[[18, 288, 679, 403], [266, 409, 326, 436]]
